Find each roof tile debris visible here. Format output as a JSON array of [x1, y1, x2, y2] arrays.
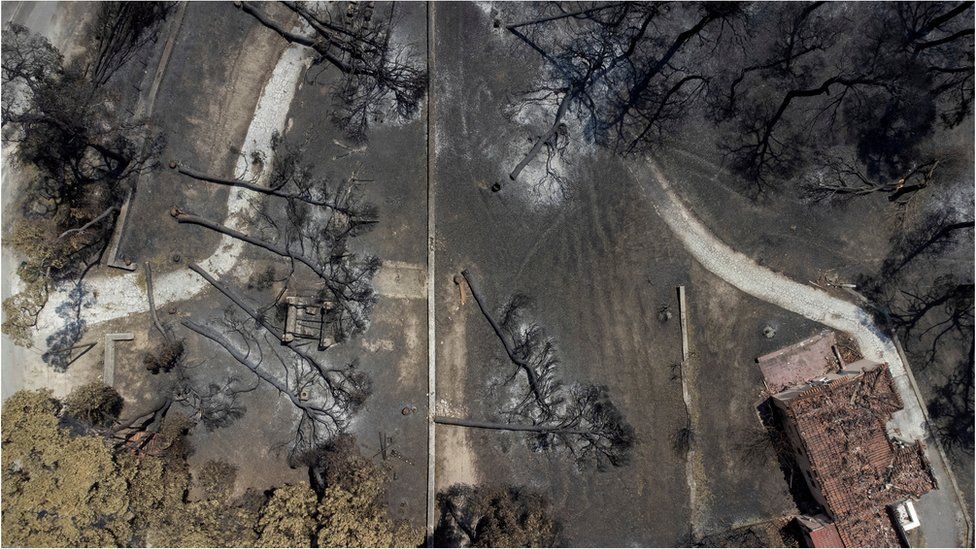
[[775, 361, 937, 548], [778, 363, 935, 519], [834, 508, 901, 548]]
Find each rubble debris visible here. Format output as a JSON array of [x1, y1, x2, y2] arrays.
[[773, 362, 937, 548]]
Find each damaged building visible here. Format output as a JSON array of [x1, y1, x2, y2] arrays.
[[757, 333, 938, 548]]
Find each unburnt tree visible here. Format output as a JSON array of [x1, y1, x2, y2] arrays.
[[501, 2, 739, 190], [237, 1, 426, 142], [62, 381, 124, 428], [304, 435, 421, 547], [434, 484, 558, 548], [3, 389, 414, 547], [435, 270, 634, 470]]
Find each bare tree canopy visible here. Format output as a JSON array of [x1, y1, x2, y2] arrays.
[[85, 2, 175, 86], [713, 2, 974, 193], [502, 2, 973, 198], [238, 1, 426, 142], [503, 2, 740, 188], [436, 270, 634, 471], [859, 208, 974, 453]]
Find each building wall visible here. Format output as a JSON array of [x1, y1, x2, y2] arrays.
[[773, 398, 832, 515]]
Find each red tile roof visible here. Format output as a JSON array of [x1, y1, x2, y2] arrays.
[[757, 331, 838, 393], [808, 522, 845, 548], [778, 363, 937, 547], [834, 508, 901, 548], [779, 364, 934, 515]]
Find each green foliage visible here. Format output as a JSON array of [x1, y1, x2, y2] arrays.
[[1, 390, 131, 546], [1, 391, 419, 547], [256, 484, 318, 547], [195, 460, 238, 503], [309, 436, 422, 547], [1, 272, 47, 347]]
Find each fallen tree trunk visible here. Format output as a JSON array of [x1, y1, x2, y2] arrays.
[[507, 86, 576, 185], [57, 206, 116, 239], [461, 269, 550, 412], [182, 319, 310, 412], [171, 208, 325, 278], [434, 415, 588, 435], [143, 261, 167, 339], [173, 163, 360, 216], [237, 1, 316, 48], [187, 263, 335, 377]]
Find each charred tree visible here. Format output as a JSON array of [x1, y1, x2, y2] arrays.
[[713, 2, 973, 192], [500, 2, 737, 191], [1, 22, 164, 350], [172, 138, 379, 343], [180, 263, 371, 464], [437, 270, 634, 470], [237, 1, 426, 142], [85, 2, 174, 87]]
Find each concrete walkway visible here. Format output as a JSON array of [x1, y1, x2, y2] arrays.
[[634, 159, 970, 547]]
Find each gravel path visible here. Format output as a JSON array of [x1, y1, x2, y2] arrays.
[[634, 159, 969, 546]]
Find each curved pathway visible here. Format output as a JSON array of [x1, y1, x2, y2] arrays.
[[34, 44, 311, 335], [633, 158, 969, 547]]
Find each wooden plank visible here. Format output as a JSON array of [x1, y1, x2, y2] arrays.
[[678, 285, 689, 362]]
